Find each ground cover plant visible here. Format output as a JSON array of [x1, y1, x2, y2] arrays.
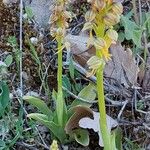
[[0, 0, 150, 150]]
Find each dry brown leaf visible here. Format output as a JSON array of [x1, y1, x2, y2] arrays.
[[65, 106, 93, 134], [65, 105, 118, 147], [105, 45, 139, 88], [67, 33, 139, 88]]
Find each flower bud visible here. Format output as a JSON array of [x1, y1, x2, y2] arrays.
[[106, 29, 118, 43], [82, 22, 93, 31], [50, 140, 59, 150], [64, 11, 72, 19], [103, 13, 120, 26], [94, 0, 106, 10], [50, 27, 57, 37], [50, 14, 58, 24], [85, 10, 96, 22], [87, 56, 105, 69], [94, 38, 106, 49], [111, 2, 123, 15], [56, 27, 65, 37]]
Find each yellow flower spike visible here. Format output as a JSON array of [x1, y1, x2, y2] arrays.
[[103, 13, 120, 26], [50, 140, 59, 150], [94, 37, 106, 50], [111, 2, 123, 15], [85, 10, 96, 22], [100, 47, 112, 60]]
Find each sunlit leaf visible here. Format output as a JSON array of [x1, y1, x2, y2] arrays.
[[0, 81, 10, 117], [4, 55, 13, 67], [23, 96, 53, 120], [71, 83, 97, 107], [27, 113, 67, 143]]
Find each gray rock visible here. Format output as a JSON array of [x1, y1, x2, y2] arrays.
[[24, 0, 54, 27]]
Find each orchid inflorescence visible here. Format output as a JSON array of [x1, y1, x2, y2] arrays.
[[83, 0, 123, 76], [49, 0, 71, 127], [84, 1, 123, 149], [50, 0, 71, 51]]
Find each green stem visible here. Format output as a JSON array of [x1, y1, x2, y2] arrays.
[[56, 38, 64, 127], [96, 69, 111, 150], [57, 39, 63, 92]]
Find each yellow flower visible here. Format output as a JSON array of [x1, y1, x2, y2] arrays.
[[86, 56, 105, 77], [106, 29, 118, 44], [50, 140, 59, 150], [94, 0, 106, 11], [103, 13, 120, 26], [85, 10, 96, 22], [99, 29, 118, 60], [94, 37, 106, 49], [111, 2, 123, 15]]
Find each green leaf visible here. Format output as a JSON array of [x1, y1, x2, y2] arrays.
[[71, 83, 96, 107], [132, 29, 142, 48], [62, 75, 71, 98], [62, 75, 71, 91], [0, 81, 10, 117], [25, 6, 34, 19], [145, 12, 150, 34], [28, 113, 67, 143], [4, 55, 13, 67], [23, 96, 53, 120], [115, 127, 123, 150], [27, 38, 40, 65], [0, 140, 6, 150], [73, 129, 89, 146], [52, 89, 57, 102], [111, 131, 117, 150], [121, 15, 142, 47], [69, 58, 75, 79], [118, 32, 125, 42], [56, 91, 64, 126]]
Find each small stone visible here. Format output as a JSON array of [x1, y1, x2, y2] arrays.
[[30, 37, 38, 45]]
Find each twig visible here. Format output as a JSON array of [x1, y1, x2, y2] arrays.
[[138, 0, 142, 26], [62, 86, 128, 106], [16, 142, 37, 150], [39, 62, 51, 95], [117, 100, 129, 120], [134, 89, 148, 114], [143, 123, 150, 130], [19, 0, 23, 97], [73, 61, 130, 97], [132, 0, 139, 24]]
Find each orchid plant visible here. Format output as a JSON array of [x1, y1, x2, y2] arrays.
[[83, 0, 123, 149], [23, 0, 89, 146]]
